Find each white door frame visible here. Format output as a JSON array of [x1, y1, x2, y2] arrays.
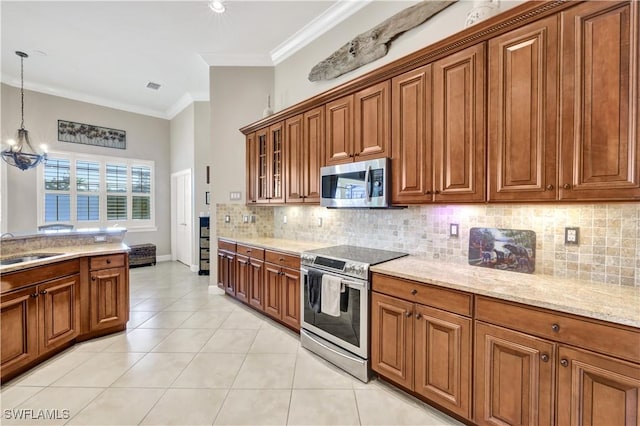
[[170, 169, 195, 271]]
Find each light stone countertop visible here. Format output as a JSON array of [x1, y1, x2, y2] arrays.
[[218, 237, 330, 255], [0, 243, 129, 274], [370, 257, 640, 328]]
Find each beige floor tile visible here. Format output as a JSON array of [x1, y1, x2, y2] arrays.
[[52, 352, 144, 387], [131, 297, 179, 312], [110, 352, 194, 388], [126, 311, 157, 328], [179, 310, 231, 328], [0, 386, 44, 410], [355, 388, 463, 425], [67, 387, 164, 425], [172, 353, 245, 388], [103, 328, 173, 352], [3, 387, 104, 425], [288, 389, 359, 425], [151, 328, 216, 353], [200, 329, 258, 353], [232, 354, 296, 389], [249, 326, 300, 354], [293, 349, 356, 389], [141, 388, 227, 425], [12, 351, 94, 387], [137, 310, 194, 329], [163, 298, 208, 311], [220, 310, 265, 329], [199, 297, 239, 312], [214, 389, 290, 425], [71, 332, 127, 352]]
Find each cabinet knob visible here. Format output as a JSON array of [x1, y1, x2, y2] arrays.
[[425, 190, 432, 195], [434, 190, 440, 195], [415, 313, 422, 320], [92, 276, 96, 281], [560, 359, 569, 367], [410, 289, 418, 295], [563, 183, 571, 190], [404, 311, 412, 318], [246, 249, 252, 253], [30, 292, 38, 298], [540, 353, 549, 362], [354, 153, 360, 157], [279, 258, 285, 262], [251, 200, 257, 203], [545, 184, 554, 190], [39, 290, 47, 295], [551, 323, 560, 333], [106, 259, 111, 264]]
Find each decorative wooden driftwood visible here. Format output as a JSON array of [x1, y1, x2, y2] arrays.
[[309, 0, 458, 82]]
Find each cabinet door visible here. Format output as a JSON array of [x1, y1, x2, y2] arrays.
[[557, 345, 640, 426], [285, 114, 304, 203], [270, 122, 285, 203], [414, 304, 471, 419], [235, 255, 250, 304], [0, 287, 38, 377], [39, 274, 80, 353], [488, 15, 558, 201], [371, 292, 414, 390], [325, 95, 354, 165], [281, 267, 300, 331], [433, 43, 486, 202], [392, 65, 433, 204], [90, 267, 127, 332], [475, 321, 555, 426], [560, 1, 640, 200], [354, 80, 390, 160], [246, 132, 257, 204], [303, 106, 325, 203], [256, 128, 270, 203], [264, 264, 282, 320], [217, 250, 226, 289], [248, 258, 264, 311], [224, 253, 236, 296]]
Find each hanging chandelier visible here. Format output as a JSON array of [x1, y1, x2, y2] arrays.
[[1, 51, 47, 171]]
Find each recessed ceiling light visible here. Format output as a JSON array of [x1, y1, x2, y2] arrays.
[[146, 81, 161, 90], [209, 0, 225, 14]]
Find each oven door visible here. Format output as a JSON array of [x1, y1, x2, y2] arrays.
[[300, 266, 368, 359]]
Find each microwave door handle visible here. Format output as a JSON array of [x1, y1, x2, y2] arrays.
[[364, 165, 371, 200]]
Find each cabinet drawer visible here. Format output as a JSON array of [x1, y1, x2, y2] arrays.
[[265, 250, 299, 270], [90, 254, 125, 270], [1, 259, 80, 293], [218, 239, 236, 252], [372, 274, 472, 317], [237, 244, 265, 260], [476, 296, 640, 363]]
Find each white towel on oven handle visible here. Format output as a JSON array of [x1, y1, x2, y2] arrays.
[[321, 275, 344, 317]]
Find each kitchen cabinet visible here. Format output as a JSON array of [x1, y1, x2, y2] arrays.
[[217, 240, 236, 295], [235, 243, 265, 308], [391, 65, 433, 204], [432, 43, 486, 202], [264, 250, 301, 331], [325, 81, 390, 166], [88, 254, 128, 333], [488, 15, 558, 202], [285, 107, 324, 203], [371, 274, 472, 419], [246, 132, 257, 203], [559, 1, 639, 201], [235, 255, 250, 304], [1, 287, 38, 378], [255, 122, 285, 204]]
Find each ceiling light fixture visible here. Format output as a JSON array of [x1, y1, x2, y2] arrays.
[[1, 51, 47, 171], [209, 0, 225, 14]]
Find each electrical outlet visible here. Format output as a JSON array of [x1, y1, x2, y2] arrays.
[[283, 215, 287, 224], [565, 227, 579, 245], [250, 215, 256, 223], [449, 223, 459, 238], [317, 217, 323, 227], [224, 215, 231, 223], [242, 215, 249, 223], [94, 235, 106, 242]]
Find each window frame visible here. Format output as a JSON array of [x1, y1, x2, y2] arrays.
[[37, 151, 156, 231]]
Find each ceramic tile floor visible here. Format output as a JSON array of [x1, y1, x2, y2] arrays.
[[0, 261, 463, 426]]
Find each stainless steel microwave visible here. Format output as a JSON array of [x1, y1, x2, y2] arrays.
[[320, 158, 391, 208]]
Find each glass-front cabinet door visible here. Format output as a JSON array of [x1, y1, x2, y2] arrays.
[[270, 123, 283, 202], [256, 128, 269, 203]]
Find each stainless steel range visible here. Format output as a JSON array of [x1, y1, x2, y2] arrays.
[[300, 245, 407, 382]]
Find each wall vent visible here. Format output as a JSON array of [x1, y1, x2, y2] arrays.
[[146, 81, 161, 90]]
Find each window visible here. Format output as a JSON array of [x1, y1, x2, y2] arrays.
[[38, 152, 155, 230]]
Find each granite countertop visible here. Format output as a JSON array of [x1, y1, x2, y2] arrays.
[[0, 243, 129, 274], [371, 257, 640, 328], [218, 237, 330, 255]]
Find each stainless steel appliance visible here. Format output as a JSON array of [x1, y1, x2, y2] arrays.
[[300, 245, 407, 382], [320, 158, 391, 208]]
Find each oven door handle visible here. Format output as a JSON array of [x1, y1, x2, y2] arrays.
[[305, 331, 365, 365], [300, 267, 366, 289]]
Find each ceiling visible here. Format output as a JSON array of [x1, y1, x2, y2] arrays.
[[1, 1, 370, 119]]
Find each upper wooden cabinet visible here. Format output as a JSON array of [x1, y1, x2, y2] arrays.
[[254, 122, 285, 204], [433, 43, 486, 202], [246, 132, 257, 204], [559, 1, 640, 201], [488, 15, 559, 202], [285, 107, 324, 203], [326, 81, 390, 166]]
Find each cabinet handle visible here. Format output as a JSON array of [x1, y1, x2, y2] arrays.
[[30, 292, 38, 298], [405, 311, 412, 318], [410, 289, 418, 295], [560, 359, 569, 367], [251, 200, 257, 203], [415, 313, 422, 320], [551, 323, 560, 333], [279, 257, 285, 262], [246, 249, 252, 253], [39, 290, 47, 295], [545, 184, 554, 190], [563, 183, 571, 190], [540, 353, 549, 362]]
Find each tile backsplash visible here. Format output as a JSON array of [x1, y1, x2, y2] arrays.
[[217, 203, 640, 287]]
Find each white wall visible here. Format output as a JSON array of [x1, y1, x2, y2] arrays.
[[0, 83, 171, 254], [169, 104, 195, 174], [274, 0, 525, 110], [193, 101, 211, 266]]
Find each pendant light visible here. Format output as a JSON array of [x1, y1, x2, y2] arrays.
[[1, 51, 47, 171]]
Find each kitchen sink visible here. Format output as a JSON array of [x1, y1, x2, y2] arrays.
[[0, 253, 62, 266]]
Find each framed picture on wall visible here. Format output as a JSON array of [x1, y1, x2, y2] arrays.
[[205, 192, 210, 205]]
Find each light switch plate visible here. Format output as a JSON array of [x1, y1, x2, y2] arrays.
[[565, 227, 579, 245], [450, 223, 459, 238], [229, 191, 241, 201]]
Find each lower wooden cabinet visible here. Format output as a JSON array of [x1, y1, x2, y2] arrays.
[[39, 275, 81, 352], [235, 255, 250, 304], [264, 263, 301, 330], [264, 262, 282, 319], [217, 250, 235, 295], [89, 266, 127, 332], [1, 287, 39, 377], [248, 257, 264, 310]]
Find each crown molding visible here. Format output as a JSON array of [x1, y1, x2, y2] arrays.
[[270, 0, 373, 65], [199, 52, 273, 66]]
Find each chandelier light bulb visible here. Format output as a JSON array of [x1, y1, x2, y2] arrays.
[[40, 144, 48, 153], [7, 139, 16, 146], [209, 0, 225, 14]]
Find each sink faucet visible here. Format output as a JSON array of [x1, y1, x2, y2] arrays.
[[1, 232, 15, 239]]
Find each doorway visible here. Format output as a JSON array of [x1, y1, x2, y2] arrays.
[[171, 169, 193, 268]]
